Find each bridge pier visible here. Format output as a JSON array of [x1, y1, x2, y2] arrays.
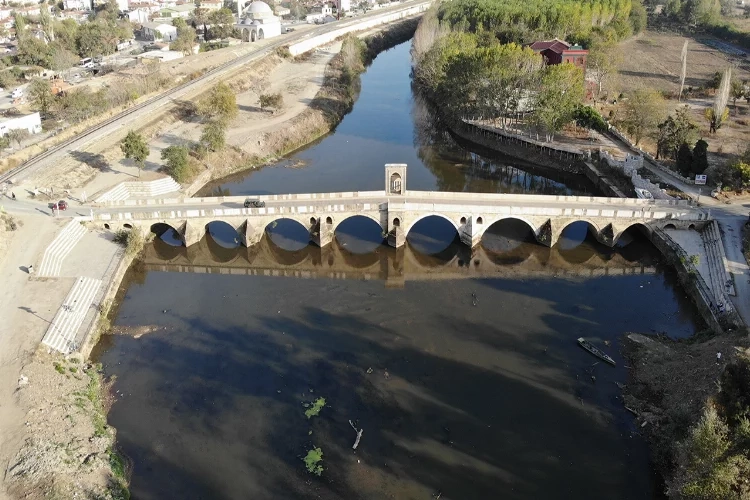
[[238, 219, 263, 247], [178, 220, 204, 247], [458, 216, 483, 248], [310, 217, 333, 247]]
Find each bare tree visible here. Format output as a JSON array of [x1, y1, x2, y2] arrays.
[[410, 6, 447, 65], [706, 67, 731, 133], [678, 41, 688, 102]]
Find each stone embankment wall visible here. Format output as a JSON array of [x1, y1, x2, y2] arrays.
[[608, 125, 697, 186], [581, 161, 627, 198], [453, 121, 586, 173], [598, 150, 671, 200], [288, 1, 433, 56], [650, 227, 742, 333]]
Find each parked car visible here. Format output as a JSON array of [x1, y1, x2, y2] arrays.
[[51, 200, 68, 211], [244, 198, 265, 208], [11, 88, 23, 98]]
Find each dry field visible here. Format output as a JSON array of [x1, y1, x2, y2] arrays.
[[612, 30, 750, 161], [617, 31, 749, 94]]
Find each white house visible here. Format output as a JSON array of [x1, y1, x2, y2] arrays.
[[59, 9, 91, 21], [63, 0, 93, 10], [160, 3, 194, 17], [305, 2, 332, 23], [14, 5, 41, 17], [198, 0, 223, 10], [0, 113, 42, 137], [338, 0, 350, 11], [141, 22, 178, 41], [274, 5, 289, 16]]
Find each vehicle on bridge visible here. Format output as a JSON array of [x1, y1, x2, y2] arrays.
[[244, 198, 265, 208]]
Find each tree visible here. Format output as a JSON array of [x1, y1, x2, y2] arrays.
[[208, 8, 235, 39], [54, 19, 79, 53], [588, 37, 622, 97], [706, 67, 731, 133], [120, 130, 149, 177], [621, 88, 666, 146], [171, 21, 196, 55], [629, 0, 648, 33], [671, 403, 750, 499], [161, 145, 193, 182], [533, 64, 584, 140], [200, 121, 225, 151], [39, 3, 54, 42], [17, 37, 53, 68], [7, 128, 30, 148], [28, 78, 54, 117], [258, 92, 284, 112], [191, 7, 210, 38], [730, 78, 745, 114], [49, 45, 80, 72], [198, 82, 237, 123], [691, 139, 709, 174], [676, 142, 693, 176], [77, 21, 116, 57], [657, 106, 698, 160], [679, 40, 688, 102]]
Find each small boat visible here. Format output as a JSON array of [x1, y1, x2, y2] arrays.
[[635, 188, 654, 200], [577, 337, 616, 366]]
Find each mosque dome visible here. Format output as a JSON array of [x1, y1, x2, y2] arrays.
[[246, 1, 274, 18]]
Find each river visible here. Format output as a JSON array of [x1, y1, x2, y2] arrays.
[[93, 40, 703, 499]]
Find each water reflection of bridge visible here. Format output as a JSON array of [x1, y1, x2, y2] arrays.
[[143, 235, 659, 287]]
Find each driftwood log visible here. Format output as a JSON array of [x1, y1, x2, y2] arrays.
[[349, 420, 363, 450]]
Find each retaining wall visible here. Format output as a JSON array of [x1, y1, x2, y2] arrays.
[[650, 227, 742, 333], [287, 1, 433, 56]]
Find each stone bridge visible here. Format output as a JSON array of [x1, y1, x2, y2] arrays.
[[96, 165, 705, 249]]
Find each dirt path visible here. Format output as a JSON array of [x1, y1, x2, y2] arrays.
[[228, 42, 342, 156]]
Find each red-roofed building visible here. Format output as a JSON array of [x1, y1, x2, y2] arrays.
[[527, 39, 588, 69]]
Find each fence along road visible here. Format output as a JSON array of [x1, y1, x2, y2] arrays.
[[0, 0, 430, 185]]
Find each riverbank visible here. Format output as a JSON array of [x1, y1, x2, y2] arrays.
[[623, 331, 750, 495]]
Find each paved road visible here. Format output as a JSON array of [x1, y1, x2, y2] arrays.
[[0, 0, 431, 185]]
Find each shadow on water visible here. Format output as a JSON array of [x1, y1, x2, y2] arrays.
[[95, 234, 698, 499]]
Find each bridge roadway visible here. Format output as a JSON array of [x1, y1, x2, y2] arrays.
[[142, 235, 659, 287], [95, 180, 705, 250]]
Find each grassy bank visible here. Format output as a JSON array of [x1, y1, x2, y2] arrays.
[[7, 355, 130, 499]]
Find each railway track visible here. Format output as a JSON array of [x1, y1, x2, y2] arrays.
[[0, 1, 428, 185], [0, 38, 287, 185]]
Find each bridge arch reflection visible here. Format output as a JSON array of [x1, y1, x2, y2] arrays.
[[142, 231, 661, 286]]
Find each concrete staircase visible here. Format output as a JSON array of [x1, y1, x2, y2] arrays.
[[41, 276, 102, 354], [95, 177, 181, 203], [38, 221, 87, 277], [701, 220, 735, 307]]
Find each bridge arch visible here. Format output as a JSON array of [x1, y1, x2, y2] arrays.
[[150, 222, 182, 246], [479, 215, 541, 243], [404, 213, 459, 238], [205, 221, 241, 249], [613, 222, 653, 246], [264, 217, 311, 250], [332, 214, 385, 251]]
